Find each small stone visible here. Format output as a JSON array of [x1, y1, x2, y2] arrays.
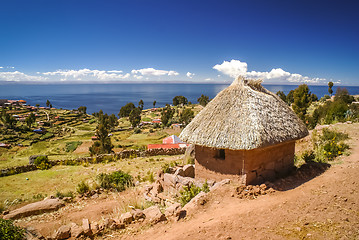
[[174, 168, 185, 177], [143, 206, 166, 224], [120, 212, 133, 224], [70, 223, 83, 238], [82, 218, 92, 236], [54, 224, 71, 240], [131, 209, 145, 220]]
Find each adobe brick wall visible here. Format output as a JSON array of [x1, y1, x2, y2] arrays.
[[194, 141, 295, 185]]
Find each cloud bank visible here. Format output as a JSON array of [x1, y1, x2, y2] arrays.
[[42, 69, 130, 81], [213, 60, 330, 84], [131, 68, 179, 76]]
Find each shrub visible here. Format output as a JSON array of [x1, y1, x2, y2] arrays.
[[0, 219, 25, 240], [161, 161, 179, 173], [134, 128, 141, 134], [179, 182, 210, 207], [55, 190, 74, 199], [76, 181, 90, 194], [301, 150, 316, 163], [142, 171, 155, 183], [34, 155, 52, 170], [96, 170, 133, 192], [312, 129, 349, 162]]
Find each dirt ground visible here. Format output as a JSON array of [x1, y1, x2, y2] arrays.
[[15, 123, 359, 239]]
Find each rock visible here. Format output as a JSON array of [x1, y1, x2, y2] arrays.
[[150, 181, 163, 196], [70, 223, 83, 239], [111, 219, 125, 229], [164, 203, 181, 218], [183, 164, 195, 178], [143, 206, 166, 224], [177, 209, 187, 221], [101, 218, 114, 229], [210, 179, 231, 192], [183, 192, 208, 214], [174, 168, 185, 177], [24, 227, 44, 240], [183, 144, 195, 163], [120, 212, 133, 224], [131, 209, 145, 220], [82, 219, 92, 236], [163, 173, 177, 188], [91, 222, 100, 235], [3, 198, 64, 220], [53, 224, 71, 240]]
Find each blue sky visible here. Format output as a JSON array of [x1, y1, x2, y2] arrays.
[[0, 0, 358, 85]]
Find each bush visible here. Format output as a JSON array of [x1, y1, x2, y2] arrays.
[[76, 181, 90, 194], [133, 128, 141, 134], [161, 161, 179, 173], [34, 155, 52, 170], [0, 219, 25, 240], [96, 170, 133, 192], [312, 129, 349, 162], [301, 150, 316, 163], [55, 190, 74, 199], [178, 182, 210, 207]]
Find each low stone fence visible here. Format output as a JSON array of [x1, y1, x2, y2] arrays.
[[0, 147, 186, 177]]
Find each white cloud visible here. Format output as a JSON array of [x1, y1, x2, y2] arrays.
[[131, 68, 179, 76], [42, 68, 130, 81], [213, 59, 328, 84], [0, 71, 47, 82], [213, 60, 248, 78], [0, 67, 3, 69], [205, 78, 212, 81], [133, 75, 144, 80], [186, 72, 195, 78]]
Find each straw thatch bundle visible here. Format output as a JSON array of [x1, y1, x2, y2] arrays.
[[179, 76, 308, 150]]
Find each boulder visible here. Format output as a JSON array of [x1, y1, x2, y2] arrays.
[[131, 209, 145, 220], [163, 173, 177, 188], [150, 180, 163, 196], [164, 203, 181, 218], [210, 179, 231, 192], [24, 227, 44, 240], [120, 212, 133, 224], [182, 164, 195, 178], [4, 198, 64, 220], [183, 192, 208, 214], [183, 144, 195, 163], [82, 219, 92, 236], [143, 206, 166, 224], [53, 224, 71, 240], [70, 223, 83, 239], [174, 168, 185, 177]]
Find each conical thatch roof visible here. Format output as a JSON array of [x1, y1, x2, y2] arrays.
[[179, 76, 308, 150]]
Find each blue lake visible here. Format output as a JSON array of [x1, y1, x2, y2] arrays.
[[0, 83, 358, 115]]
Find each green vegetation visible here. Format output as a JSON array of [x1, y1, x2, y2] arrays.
[[65, 141, 82, 152], [118, 102, 136, 118], [179, 108, 194, 126], [129, 108, 142, 127], [173, 96, 188, 106], [161, 161, 179, 173], [328, 81, 334, 96], [197, 94, 210, 106], [76, 180, 90, 194], [161, 105, 175, 126], [34, 155, 52, 170], [96, 170, 133, 192], [292, 84, 312, 121], [78, 106, 87, 114], [179, 181, 210, 207], [89, 110, 114, 155], [0, 219, 25, 240]]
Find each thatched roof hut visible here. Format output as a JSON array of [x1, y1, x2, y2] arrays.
[[179, 76, 308, 184], [180, 76, 308, 150]]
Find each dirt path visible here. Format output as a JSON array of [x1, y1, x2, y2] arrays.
[[117, 124, 359, 240], [73, 141, 92, 154]]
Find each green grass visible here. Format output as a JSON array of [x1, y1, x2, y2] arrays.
[[0, 155, 181, 207]]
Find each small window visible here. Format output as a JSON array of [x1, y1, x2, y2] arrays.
[[216, 149, 225, 160]]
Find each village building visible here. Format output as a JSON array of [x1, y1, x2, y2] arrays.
[[147, 135, 189, 150], [179, 77, 308, 185]]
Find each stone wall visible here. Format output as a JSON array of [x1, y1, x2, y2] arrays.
[[194, 141, 295, 185]]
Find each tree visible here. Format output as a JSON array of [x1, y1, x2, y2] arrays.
[[109, 114, 118, 129], [276, 91, 286, 102], [173, 96, 188, 106], [179, 108, 194, 126], [292, 84, 311, 121], [89, 110, 114, 155], [334, 87, 354, 104], [153, 100, 156, 108], [49, 104, 52, 108], [310, 93, 318, 102], [0, 110, 16, 129], [161, 105, 175, 126], [197, 94, 210, 106], [35, 104, 40, 108], [25, 113, 36, 128], [46, 100, 51, 108], [286, 90, 294, 105], [118, 103, 136, 118], [328, 81, 334, 97], [129, 108, 141, 127], [138, 99, 144, 110], [78, 106, 87, 115]]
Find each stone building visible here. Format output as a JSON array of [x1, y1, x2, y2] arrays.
[[179, 76, 308, 185]]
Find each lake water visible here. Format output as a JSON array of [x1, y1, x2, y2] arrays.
[[1, 83, 358, 115]]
